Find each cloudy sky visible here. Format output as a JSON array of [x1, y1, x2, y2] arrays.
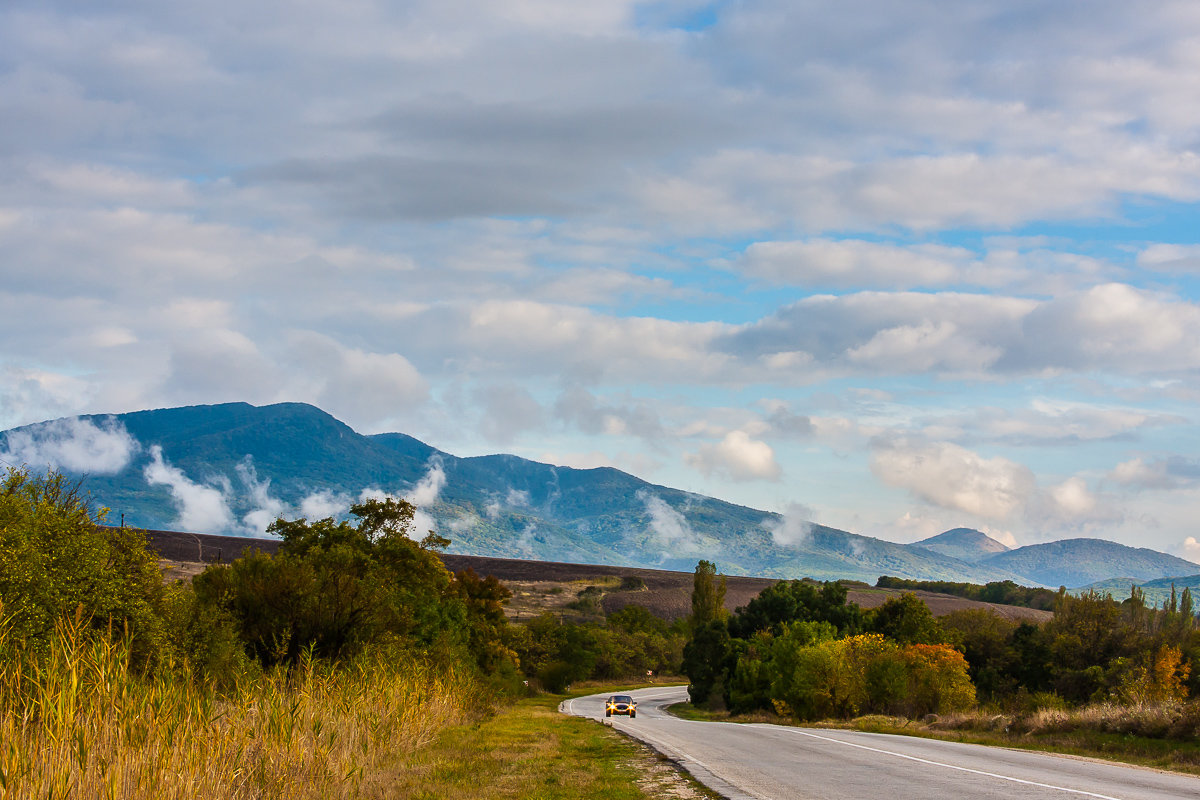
[[4, 0, 1200, 556]]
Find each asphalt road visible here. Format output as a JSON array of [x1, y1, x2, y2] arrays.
[[562, 686, 1200, 800]]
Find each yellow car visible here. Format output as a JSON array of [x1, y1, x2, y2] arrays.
[[605, 695, 636, 718]]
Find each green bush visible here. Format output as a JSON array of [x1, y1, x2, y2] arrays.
[[0, 467, 169, 669]]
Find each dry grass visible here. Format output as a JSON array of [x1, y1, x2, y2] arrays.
[[931, 699, 1200, 739], [0, 615, 482, 799]]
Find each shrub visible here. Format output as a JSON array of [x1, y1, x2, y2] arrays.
[[0, 467, 169, 669]]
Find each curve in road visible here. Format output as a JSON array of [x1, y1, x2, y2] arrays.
[[563, 686, 1200, 800]]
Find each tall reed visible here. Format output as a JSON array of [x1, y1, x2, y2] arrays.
[[0, 614, 479, 799]]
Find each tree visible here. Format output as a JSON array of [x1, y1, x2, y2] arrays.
[[192, 498, 472, 668], [869, 593, 945, 645], [690, 560, 727, 633], [728, 579, 862, 639], [0, 467, 169, 667], [682, 619, 731, 706]]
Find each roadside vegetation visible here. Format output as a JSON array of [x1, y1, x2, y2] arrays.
[[0, 466, 685, 798], [681, 560, 1200, 768]]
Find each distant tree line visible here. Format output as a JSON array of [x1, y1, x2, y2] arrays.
[[875, 576, 1058, 611]]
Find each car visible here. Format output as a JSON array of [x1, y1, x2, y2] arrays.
[[605, 695, 636, 718]]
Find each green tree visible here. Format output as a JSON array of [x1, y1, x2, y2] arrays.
[[728, 579, 862, 639], [0, 467, 169, 667], [690, 560, 727, 633], [682, 619, 731, 706], [192, 498, 475, 669], [869, 593, 946, 645]]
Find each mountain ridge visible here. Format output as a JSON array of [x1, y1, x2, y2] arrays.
[[3, 401, 1196, 588]]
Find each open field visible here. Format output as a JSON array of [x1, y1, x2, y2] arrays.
[[142, 529, 1052, 623]]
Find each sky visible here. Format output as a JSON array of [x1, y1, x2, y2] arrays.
[[3, 0, 1200, 557]]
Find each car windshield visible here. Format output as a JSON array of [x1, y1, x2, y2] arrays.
[[613, 696, 632, 703]]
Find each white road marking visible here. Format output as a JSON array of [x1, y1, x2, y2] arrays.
[[781, 728, 1127, 800]]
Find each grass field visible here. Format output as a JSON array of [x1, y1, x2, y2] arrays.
[[0, 616, 481, 800], [383, 688, 718, 799], [0, 612, 712, 799]]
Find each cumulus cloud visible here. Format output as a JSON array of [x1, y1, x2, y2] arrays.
[[721, 284, 1200, 379], [143, 445, 234, 533], [870, 438, 1037, 520], [1182, 537, 1200, 562], [1110, 456, 1200, 490], [766, 502, 817, 547], [1008, 284, 1200, 374], [686, 430, 782, 482], [0, 416, 138, 474], [872, 437, 1121, 531]]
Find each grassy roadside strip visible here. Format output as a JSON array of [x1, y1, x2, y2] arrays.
[[381, 685, 720, 799], [667, 704, 1200, 776]]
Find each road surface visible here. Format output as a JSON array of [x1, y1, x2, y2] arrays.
[[562, 686, 1200, 800]]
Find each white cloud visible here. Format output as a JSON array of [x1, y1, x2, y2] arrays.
[[236, 456, 287, 535], [738, 239, 968, 288], [6, 0, 1200, 557], [142, 445, 234, 533], [286, 332, 430, 427], [1014, 283, 1200, 373], [872, 437, 1122, 532], [1048, 476, 1097, 518], [723, 284, 1200, 379], [686, 430, 782, 482], [766, 502, 816, 547], [1138, 244, 1200, 273], [0, 416, 138, 475], [1181, 537, 1200, 562], [407, 458, 447, 507], [637, 490, 700, 554], [1110, 456, 1200, 490], [299, 489, 351, 520], [870, 439, 1036, 520]]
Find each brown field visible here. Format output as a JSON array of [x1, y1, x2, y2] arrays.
[[142, 529, 1050, 624]]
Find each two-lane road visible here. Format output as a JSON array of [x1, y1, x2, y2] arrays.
[[563, 686, 1200, 800]]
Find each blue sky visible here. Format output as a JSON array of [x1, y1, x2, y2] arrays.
[[2, 0, 1200, 557]]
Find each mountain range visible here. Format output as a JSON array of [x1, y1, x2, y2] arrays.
[[3, 401, 1197, 589]]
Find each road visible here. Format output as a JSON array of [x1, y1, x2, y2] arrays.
[[562, 686, 1200, 800]]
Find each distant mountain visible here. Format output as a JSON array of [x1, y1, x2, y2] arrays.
[[4, 402, 1196, 587], [1075, 574, 1200, 608], [913, 528, 1010, 563], [980, 539, 1200, 589]]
